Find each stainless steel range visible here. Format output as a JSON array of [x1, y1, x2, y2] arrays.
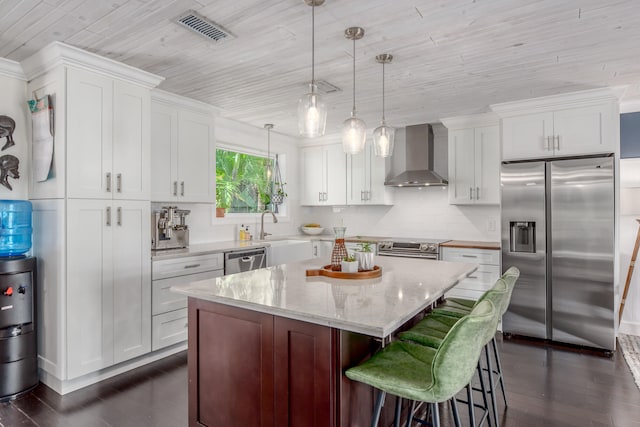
[[377, 238, 450, 260]]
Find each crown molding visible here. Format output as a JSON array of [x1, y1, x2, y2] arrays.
[[151, 88, 221, 115], [21, 41, 164, 88], [440, 112, 499, 130], [0, 58, 26, 81], [490, 87, 627, 118]]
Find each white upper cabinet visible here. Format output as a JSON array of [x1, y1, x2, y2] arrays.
[[347, 142, 393, 205], [23, 42, 163, 201], [66, 68, 151, 200], [442, 114, 500, 205], [492, 88, 620, 161], [300, 143, 346, 206], [150, 91, 216, 203]]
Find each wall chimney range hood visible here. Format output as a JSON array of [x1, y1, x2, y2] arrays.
[[384, 124, 448, 187]]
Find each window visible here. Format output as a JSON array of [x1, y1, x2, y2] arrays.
[[216, 148, 285, 214]]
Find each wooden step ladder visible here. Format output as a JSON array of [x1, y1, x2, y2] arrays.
[[620, 218, 640, 322]]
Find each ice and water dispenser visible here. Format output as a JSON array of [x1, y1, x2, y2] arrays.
[[509, 221, 536, 253], [0, 200, 37, 401]]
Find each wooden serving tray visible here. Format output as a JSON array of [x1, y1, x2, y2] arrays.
[[305, 265, 382, 279]]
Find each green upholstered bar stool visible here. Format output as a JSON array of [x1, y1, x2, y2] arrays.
[[400, 277, 508, 426], [346, 300, 497, 427], [400, 267, 520, 426]]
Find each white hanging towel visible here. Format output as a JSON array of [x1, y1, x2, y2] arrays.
[[28, 95, 54, 182]]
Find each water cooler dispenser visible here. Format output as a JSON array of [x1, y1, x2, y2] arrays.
[[0, 200, 38, 401]]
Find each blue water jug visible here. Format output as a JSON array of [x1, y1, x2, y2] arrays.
[[0, 200, 32, 257]]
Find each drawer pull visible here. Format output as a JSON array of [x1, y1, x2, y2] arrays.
[[184, 323, 188, 329], [462, 254, 478, 258], [184, 264, 201, 269], [467, 275, 478, 279]]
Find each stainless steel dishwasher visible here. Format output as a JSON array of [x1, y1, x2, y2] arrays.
[[224, 247, 267, 275]]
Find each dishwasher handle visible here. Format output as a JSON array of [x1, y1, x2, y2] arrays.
[[225, 248, 266, 260]]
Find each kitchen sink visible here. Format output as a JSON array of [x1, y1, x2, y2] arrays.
[[266, 240, 313, 266]]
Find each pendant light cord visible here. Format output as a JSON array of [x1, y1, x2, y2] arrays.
[[381, 61, 385, 122], [311, 1, 315, 85], [352, 38, 356, 115]]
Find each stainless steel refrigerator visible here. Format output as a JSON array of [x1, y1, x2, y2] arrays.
[[501, 155, 615, 351]]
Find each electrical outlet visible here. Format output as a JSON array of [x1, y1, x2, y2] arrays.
[[487, 218, 497, 232]]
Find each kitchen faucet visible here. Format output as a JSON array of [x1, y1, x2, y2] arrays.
[[259, 211, 278, 240]]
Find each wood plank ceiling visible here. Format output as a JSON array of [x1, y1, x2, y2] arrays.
[[1, 0, 640, 137]]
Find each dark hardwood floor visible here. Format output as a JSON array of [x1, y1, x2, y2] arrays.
[[1, 336, 639, 427]]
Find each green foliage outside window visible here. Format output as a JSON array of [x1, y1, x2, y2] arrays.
[[216, 148, 273, 213]]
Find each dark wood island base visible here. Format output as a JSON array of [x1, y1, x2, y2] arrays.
[[187, 297, 405, 427]]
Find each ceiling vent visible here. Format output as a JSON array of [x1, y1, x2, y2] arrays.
[[315, 80, 342, 94], [174, 11, 233, 42]]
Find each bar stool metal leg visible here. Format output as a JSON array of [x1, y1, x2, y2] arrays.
[[451, 397, 462, 427], [466, 384, 476, 426], [476, 362, 492, 427], [372, 390, 386, 427], [491, 337, 508, 407], [485, 346, 500, 427], [431, 402, 440, 427], [394, 396, 402, 427], [405, 401, 417, 427]]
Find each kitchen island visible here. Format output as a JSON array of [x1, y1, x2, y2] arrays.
[[172, 256, 477, 427]]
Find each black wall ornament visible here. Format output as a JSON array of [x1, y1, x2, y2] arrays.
[[0, 116, 16, 151], [0, 155, 19, 191]]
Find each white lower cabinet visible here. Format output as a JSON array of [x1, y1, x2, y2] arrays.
[[312, 240, 333, 259], [151, 254, 224, 350], [442, 247, 500, 301], [66, 199, 150, 379]]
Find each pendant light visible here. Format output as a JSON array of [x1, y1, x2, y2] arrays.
[[264, 124, 274, 181], [297, 0, 327, 138], [341, 26, 366, 155], [373, 54, 395, 157]]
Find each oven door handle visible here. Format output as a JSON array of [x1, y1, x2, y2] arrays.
[[378, 253, 438, 260]]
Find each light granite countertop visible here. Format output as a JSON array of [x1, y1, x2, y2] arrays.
[[171, 256, 477, 338], [151, 235, 317, 260]]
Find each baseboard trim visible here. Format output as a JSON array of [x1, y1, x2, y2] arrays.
[[619, 321, 640, 337], [39, 342, 187, 395]]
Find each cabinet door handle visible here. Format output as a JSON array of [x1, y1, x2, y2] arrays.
[[173, 181, 178, 196], [106, 207, 111, 226], [476, 187, 480, 200], [106, 173, 112, 193], [313, 246, 318, 257], [116, 173, 122, 193], [181, 181, 185, 196], [360, 191, 364, 201], [468, 275, 478, 279], [318, 192, 322, 202], [117, 207, 122, 226], [184, 264, 201, 269], [469, 187, 473, 200], [555, 135, 560, 151], [546, 136, 552, 151]]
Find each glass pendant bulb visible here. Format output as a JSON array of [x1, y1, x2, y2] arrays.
[[342, 26, 366, 154], [373, 121, 395, 157], [373, 53, 395, 157], [298, 0, 327, 138], [298, 84, 327, 137], [342, 113, 367, 154]]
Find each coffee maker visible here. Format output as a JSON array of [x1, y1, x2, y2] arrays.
[[152, 206, 190, 250]]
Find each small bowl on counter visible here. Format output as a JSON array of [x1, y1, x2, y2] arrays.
[[301, 226, 325, 235]]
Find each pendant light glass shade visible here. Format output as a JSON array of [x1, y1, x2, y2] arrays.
[[373, 122, 395, 157], [298, 84, 327, 137], [298, 0, 327, 138], [342, 113, 367, 154], [342, 27, 366, 154], [264, 124, 274, 180], [373, 53, 395, 157]]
